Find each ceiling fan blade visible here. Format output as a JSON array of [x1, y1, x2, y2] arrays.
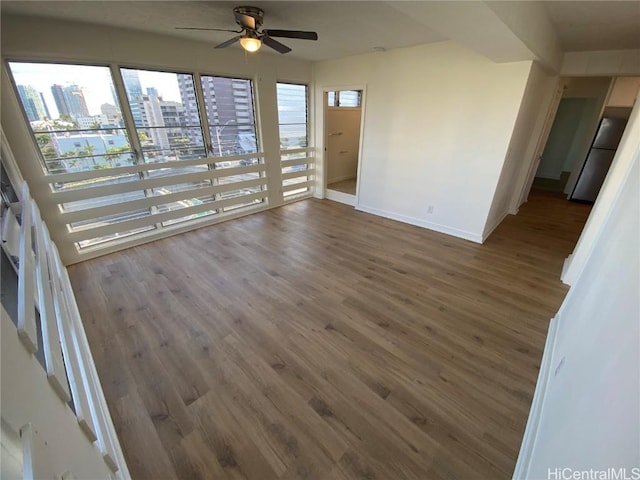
[[263, 29, 318, 41], [176, 27, 242, 33], [215, 36, 242, 49], [263, 36, 292, 54]]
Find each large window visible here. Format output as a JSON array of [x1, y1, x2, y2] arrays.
[[9, 62, 135, 174], [199, 76, 263, 212], [8, 62, 152, 248], [9, 62, 268, 254], [121, 68, 206, 164], [277, 83, 308, 150], [277, 83, 312, 198]]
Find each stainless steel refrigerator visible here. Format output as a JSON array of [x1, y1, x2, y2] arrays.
[[570, 116, 628, 203]]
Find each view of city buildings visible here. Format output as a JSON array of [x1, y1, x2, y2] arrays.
[[14, 66, 262, 174]]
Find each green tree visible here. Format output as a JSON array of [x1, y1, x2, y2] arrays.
[[79, 144, 96, 157], [36, 133, 51, 147], [138, 131, 151, 142], [104, 146, 130, 166]]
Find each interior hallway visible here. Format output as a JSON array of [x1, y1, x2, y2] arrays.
[[69, 188, 592, 479]]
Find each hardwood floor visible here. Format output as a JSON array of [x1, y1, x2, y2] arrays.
[[328, 178, 357, 195], [69, 188, 591, 480]]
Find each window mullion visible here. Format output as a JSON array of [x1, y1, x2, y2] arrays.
[[109, 65, 159, 221], [193, 72, 221, 209], [194, 73, 224, 210]]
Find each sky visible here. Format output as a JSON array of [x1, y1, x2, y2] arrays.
[[8, 62, 182, 118]]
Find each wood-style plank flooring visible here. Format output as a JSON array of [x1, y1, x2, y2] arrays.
[[328, 178, 357, 195], [69, 189, 591, 480]]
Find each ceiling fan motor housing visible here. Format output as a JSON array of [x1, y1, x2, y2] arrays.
[[233, 6, 264, 31]]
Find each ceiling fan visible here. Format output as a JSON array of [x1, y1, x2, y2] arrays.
[[176, 6, 318, 54]]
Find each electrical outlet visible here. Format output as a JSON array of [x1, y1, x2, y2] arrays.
[[427, 205, 434, 214]]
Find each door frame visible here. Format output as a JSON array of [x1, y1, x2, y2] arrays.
[[320, 85, 367, 206], [510, 79, 564, 212]]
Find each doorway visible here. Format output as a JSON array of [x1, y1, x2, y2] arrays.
[[513, 75, 639, 283], [324, 89, 364, 206], [531, 77, 612, 198]]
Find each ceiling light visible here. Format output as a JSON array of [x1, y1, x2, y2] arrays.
[[240, 36, 262, 53]]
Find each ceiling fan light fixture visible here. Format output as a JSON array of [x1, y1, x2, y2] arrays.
[[240, 36, 262, 53]]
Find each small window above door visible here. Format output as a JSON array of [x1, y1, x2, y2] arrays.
[[327, 90, 361, 108]]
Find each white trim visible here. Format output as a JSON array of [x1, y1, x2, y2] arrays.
[[319, 84, 367, 205], [513, 315, 561, 480], [355, 204, 483, 243], [325, 189, 356, 206], [482, 209, 510, 243]]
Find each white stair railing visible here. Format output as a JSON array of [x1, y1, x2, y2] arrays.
[[1, 131, 130, 479]]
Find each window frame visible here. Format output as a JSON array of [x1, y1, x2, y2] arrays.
[[4, 57, 283, 257], [276, 81, 309, 152]]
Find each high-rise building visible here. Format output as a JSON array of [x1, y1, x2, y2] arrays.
[[122, 70, 144, 127], [122, 69, 143, 100], [39, 93, 51, 120], [17, 85, 48, 121], [100, 103, 123, 127], [64, 85, 89, 118], [51, 84, 70, 117], [178, 74, 255, 156], [176, 74, 204, 148], [51, 84, 89, 119]]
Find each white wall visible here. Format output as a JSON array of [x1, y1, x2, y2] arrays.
[[562, 49, 640, 77], [519, 150, 640, 479], [484, 61, 557, 237], [1, 15, 311, 263], [326, 107, 361, 184], [313, 42, 532, 242], [607, 77, 640, 107], [535, 97, 598, 179]]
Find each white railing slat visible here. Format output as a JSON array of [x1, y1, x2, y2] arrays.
[[67, 190, 267, 243], [283, 180, 313, 192], [47, 244, 99, 444], [60, 177, 266, 224], [50, 163, 266, 204], [17, 182, 38, 354], [59, 267, 119, 473], [282, 169, 314, 181], [44, 151, 265, 183], [32, 201, 72, 403], [281, 157, 314, 168], [279, 147, 314, 155]]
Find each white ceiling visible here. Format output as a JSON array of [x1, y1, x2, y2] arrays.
[[544, 0, 640, 51], [1, 1, 639, 61], [0, 1, 448, 61]]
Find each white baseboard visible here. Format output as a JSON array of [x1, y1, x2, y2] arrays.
[[512, 315, 560, 479], [326, 189, 356, 206], [355, 204, 482, 243], [327, 174, 357, 184], [561, 254, 574, 285], [482, 210, 511, 243]]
